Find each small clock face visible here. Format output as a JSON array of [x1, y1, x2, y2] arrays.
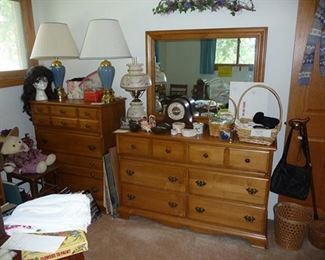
[[167, 102, 185, 121]]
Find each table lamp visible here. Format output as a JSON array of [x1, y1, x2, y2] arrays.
[[121, 58, 152, 120], [80, 19, 131, 103], [30, 22, 79, 101]]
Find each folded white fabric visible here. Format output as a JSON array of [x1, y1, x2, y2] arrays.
[[4, 194, 91, 235]]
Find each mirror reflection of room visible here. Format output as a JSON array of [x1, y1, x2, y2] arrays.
[[155, 37, 257, 115]]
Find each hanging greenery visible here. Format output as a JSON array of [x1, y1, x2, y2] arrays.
[[153, 0, 255, 16]]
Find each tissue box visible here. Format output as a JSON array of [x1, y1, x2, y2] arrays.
[[83, 89, 104, 102]]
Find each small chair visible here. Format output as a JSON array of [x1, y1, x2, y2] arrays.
[[5, 164, 59, 199], [170, 84, 188, 98]]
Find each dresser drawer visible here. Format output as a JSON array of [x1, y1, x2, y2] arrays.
[[37, 131, 103, 157], [51, 117, 78, 129], [56, 153, 103, 170], [79, 119, 100, 132], [188, 144, 224, 166], [59, 173, 102, 202], [189, 169, 267, 205], [32, 114, 51, 126], [61, 164, 102, 180], [120, 159, 186, 192], [228, 149, 269, 173], [31, 104, 50, 115], [152, 140, 185, 162], [121, 184, 186, 217], [50, 106, 78, 117], [79, 108, 99, 120], [188, 195, 265, 232], [118, 136, 150, 156]]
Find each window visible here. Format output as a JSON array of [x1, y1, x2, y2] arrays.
[[0, 0, 36, 88], [215, 37, 256, 66]]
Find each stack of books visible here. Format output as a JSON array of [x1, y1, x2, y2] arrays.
[[22, 230, 88, 260]]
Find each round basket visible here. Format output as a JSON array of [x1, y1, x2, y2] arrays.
[[274, 202, 313, 250], [208, 97, 236, 138], [308, 220, 325, 249], [235, 84, 282, 146]]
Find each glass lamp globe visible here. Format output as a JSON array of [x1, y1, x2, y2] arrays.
[[121, 58, 152, 120]]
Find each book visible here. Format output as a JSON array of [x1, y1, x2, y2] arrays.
[[22, 230, 88, 260]]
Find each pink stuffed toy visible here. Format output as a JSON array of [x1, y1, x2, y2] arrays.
[[0, 127, 56, 174]]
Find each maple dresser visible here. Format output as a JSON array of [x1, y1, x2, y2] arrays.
[[30, 98, 125, 208], [116, 131, 276, 248]]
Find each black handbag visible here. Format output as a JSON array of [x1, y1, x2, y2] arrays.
[[270, 121, 312, 200]]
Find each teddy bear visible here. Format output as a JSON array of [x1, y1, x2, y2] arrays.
[[0, 127, 56, 174]]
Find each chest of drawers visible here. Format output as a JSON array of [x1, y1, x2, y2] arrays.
[[116, 131, 276, 248], [31, 99, 125, 208]]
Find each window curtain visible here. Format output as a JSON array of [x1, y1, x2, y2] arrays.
[[200, 39, 216, 74]]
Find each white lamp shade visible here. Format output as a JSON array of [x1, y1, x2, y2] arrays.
[[30, 22, 79, 59], [80, 19, 131, 59]]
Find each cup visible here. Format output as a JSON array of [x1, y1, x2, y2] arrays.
[[193, 122, 204, 135]]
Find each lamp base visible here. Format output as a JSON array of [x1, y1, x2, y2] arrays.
[[57, 87, 67, 101], [127, 100, 146, 121], [102, 89, 115, 103]]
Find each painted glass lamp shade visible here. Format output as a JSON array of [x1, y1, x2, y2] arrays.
[[30, 22, 79, 101], [121, 58, 152, 120], [80, 19, 131, 103]]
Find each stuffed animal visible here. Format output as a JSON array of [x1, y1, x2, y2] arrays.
[[0, 127, 56, 174]]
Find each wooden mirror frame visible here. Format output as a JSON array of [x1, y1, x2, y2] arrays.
[[145, 27, 268, 119]]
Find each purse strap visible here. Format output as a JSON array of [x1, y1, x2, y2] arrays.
[[280, 125, 294, 164]]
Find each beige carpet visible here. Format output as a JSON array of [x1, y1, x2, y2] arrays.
[[84, 215, 325, 260]]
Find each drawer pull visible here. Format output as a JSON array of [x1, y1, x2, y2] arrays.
[[90, 172, 95, 177], [89, 162, 95, 167], [90, 187, 99, 193], [59, 109, 66, 114], [130, 144, 136, 150], [245, 158, 251, 163], [85, 124, 91, 129], [88, 144, 97, 151], [244, 215, 256, 223], [84, 112, 91, 117], [165, 148, 171, 154], [168, 202, 178, 208], [40, 138, 48, 145], [203, 153, 209, 158], [168, 176, 178, 183], [195, 180, 207, 187], [60, 121, 67, 126], [246, 187, 258, 195], [126, 169, 134, 176], [195, 207, 205, 213], [127, 194, 136, 200]]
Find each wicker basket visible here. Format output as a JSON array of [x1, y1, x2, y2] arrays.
[[309, 220, 325, 249], [208, 97, 236, 138], [235, 84, 282, 146], [274, 202, 313, 250]]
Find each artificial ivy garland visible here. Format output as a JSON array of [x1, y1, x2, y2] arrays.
[[153, 0, 255, 16]]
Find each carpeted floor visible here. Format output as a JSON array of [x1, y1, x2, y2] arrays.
[[84, 215, 325, 260]]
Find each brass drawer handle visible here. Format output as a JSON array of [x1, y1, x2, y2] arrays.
[[127, 194, 136, 200], [130, 144, 136, 150], [89, 162, 95, 167], [168, 202, 178, 208], [244, 215, 256, 222], [168, 176, 178, 183], [84, 112, 91, 117], [126, 169, 134, 176], [88, 144, 97, 151], [165, 148, 171, 154], [195, 180, 207, 187], [60, 121, 67, 126], [203, 153, 209, 158], [246, 187, 258, 195], [85, 124, 91, 129], [195, 207, 205, 213], [245, 158, 251, 163], [59, 109, 66, 114]]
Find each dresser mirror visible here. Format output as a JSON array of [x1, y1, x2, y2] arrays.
[[146, 27, 267, 118]]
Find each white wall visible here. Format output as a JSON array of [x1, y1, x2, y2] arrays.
[[13, 0, 298, 219]]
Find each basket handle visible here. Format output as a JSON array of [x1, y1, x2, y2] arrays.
[[208, 96, 237, 122], [236, 83, 283, 132]]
